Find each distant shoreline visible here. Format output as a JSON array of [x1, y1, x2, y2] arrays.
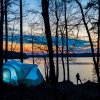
[[26, 53, 100, 58], [3, 50, 100, 59]]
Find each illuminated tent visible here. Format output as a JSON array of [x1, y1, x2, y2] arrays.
[[3, 60, 44, 86]]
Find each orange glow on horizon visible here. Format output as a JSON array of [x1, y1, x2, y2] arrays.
[[3, 42, 75, 54], [3, 41, 50, 53]]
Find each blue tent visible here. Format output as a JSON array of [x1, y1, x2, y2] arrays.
[[3, 60, 44, 86]]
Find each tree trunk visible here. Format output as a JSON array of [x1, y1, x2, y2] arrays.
[[32, 36, 34, 64], [42, 0, 55, 85], [75, 0, 99, 83], [30, 25, 34, 64], [55, 0, 59, 82], [44, 58, 49, 82], [11, 21, 15, 59], [64, 0, 70, 81], [20, 0, 23, 62], [61, 30, 65, 81], [97, 0, 100, 92], [5, 0, 8, 62], [11, 32, 14, 59], [0, 0, 4, 92]]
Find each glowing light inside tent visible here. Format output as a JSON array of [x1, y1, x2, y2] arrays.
[[3, 70, 11, 83], [3, 61, 44, 86]]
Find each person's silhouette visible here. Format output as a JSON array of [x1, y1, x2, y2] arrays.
[[76, 73, 82, 85]]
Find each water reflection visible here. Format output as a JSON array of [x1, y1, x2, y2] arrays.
[[23, 57, 97, 84]]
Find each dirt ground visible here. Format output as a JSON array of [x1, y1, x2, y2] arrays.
[[0, 81, 99, 100]]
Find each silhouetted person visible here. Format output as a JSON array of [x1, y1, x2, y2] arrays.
[[76, 73, 82, 85]]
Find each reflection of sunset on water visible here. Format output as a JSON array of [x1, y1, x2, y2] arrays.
[[23, 57, 96, 84]]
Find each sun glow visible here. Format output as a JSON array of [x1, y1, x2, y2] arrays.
[[3, 41, 49, 53]]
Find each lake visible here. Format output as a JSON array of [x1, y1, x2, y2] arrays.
[[23, 57, 97, 84]]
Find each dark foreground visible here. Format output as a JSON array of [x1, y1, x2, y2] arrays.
[[0, 81, 99, 100]]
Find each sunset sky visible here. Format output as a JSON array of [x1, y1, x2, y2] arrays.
[[8, 0, 92, 36], [5, 0, 98, 53]]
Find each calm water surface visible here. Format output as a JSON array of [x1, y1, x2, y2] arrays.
[[24, 57, 97, 84]]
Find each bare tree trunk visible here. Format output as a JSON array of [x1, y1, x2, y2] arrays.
[[11, 32, 14, 59], [55, 0, 59, 82], [0, 0, 4, 92], [42, 0, 55, 85], [61, 30, 65, 81], [20, 0, 23, 62], [30, 25, 34, 64], [97, 0, 100, 91], [44, 57, 49, 82], [97, 0, 100, 73], [5, 0, 8, 62], [64, 0, 70, 81], [11, 21, 15, 59], [75, 0, 99, 83], [32, 36, 34, 64]]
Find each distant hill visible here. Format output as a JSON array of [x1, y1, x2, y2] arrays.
[[3, 34, 90, 47]]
